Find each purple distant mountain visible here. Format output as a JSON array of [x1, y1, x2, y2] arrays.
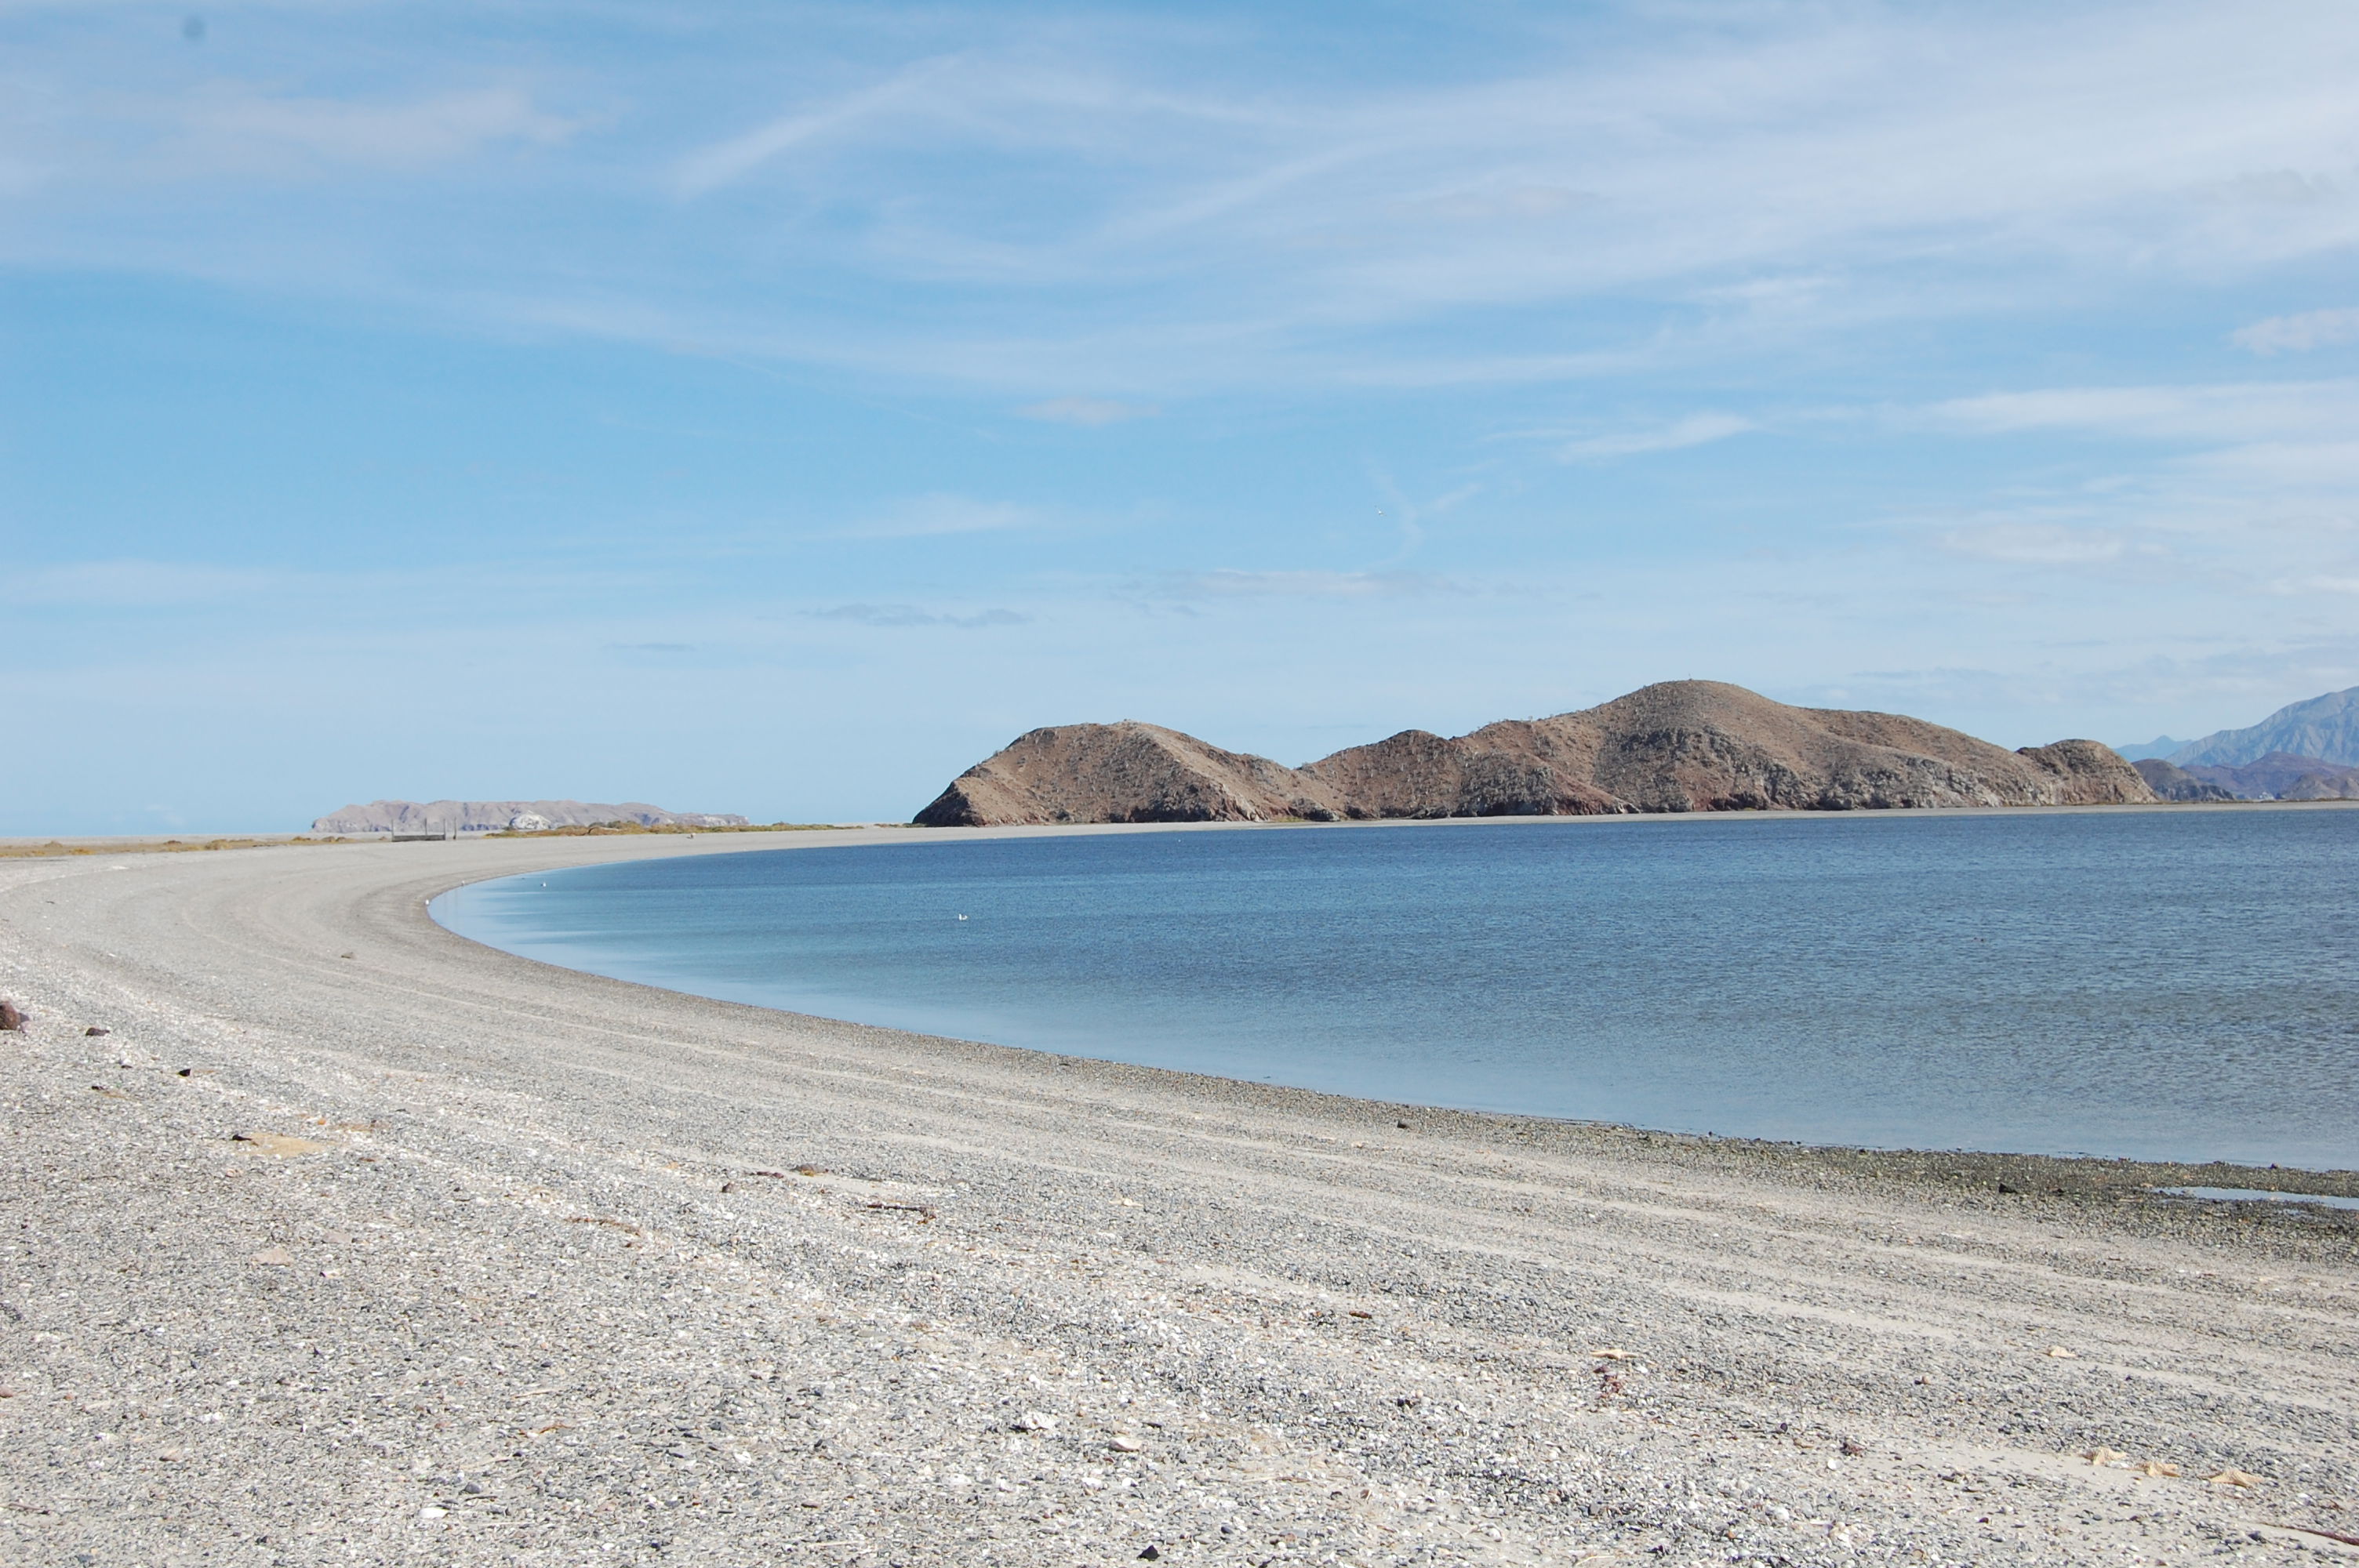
[[2167, 687, 2359, 768]]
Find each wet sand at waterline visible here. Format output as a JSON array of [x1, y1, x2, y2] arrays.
[[2, 825, 2354, 1566]]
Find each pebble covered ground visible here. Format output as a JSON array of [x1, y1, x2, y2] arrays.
[[2, 827, 2356, 1567]]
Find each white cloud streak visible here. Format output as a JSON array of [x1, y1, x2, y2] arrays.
[[1888, 376, 2359, 598], [1559, 413, 1754, 461], [9, 3, 2359, 390], [12, 560, 282, 607], [2234, 307, 2359, 354], [1939, 524, 2137, 566], [1146, 568, 1458, 599], [178, 85, 576, 174], [801, 604, 1029, 629], [827, 495, 1042, 539], [1016, 397, 1158, 426], [674, 58, 959, 197], [1923, 381, 2359, 445]]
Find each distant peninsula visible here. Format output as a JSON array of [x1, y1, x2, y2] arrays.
[[914, 680, 2156, 826], [312, 800, 751, 834]]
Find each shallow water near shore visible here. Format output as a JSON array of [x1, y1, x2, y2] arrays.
[[433, 810, 2359, 1169]]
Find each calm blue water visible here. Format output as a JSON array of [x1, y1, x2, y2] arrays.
[[431, 811, 2359, 1170]]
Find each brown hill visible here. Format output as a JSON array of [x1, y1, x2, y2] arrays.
[[913, 681, 2155, 826], [913, 724, 1348, 827]]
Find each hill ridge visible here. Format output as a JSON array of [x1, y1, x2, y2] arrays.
[[914, 680, 2153, 826]]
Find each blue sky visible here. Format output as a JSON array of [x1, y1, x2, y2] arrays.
[[7, 1, 2359, 830]]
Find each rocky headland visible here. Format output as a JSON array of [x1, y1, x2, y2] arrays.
[[915, 680, 2155, 826]]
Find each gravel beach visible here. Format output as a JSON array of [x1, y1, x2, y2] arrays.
[[2, 826, 2355, 1567]]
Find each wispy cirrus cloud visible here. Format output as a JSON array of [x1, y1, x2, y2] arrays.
[[674, 58, 959, 198], [1902, 383, 2359, 517], [1559, 412, 1754, 462], [1145, 568, 1459, 599], [16, 4, 2359, 391], [8, 80, 576, 194], [1919, 380, 2359, 446], [803, 604, 1029, 629], [13, 560, 281, 607], [1016, 397, 1158, 426], [2270, 572, 2359, 597], [176, 85, 576, 175], [827, 494, 1042, 539], [2232, 307, 2359, 355], [1886, 376, 2359, 595], [1939, 523, 2140, 566]]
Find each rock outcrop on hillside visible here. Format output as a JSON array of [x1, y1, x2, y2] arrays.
[[312, 800, 750, 834], [913, 681, 2157, 826], [2016, 739, 2161, 805]]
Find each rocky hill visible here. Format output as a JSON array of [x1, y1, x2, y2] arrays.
[[910, 724, 1343, 828], [2168, 685, 2359, 768], [312, 800, 751, 834], [914, 681, 2155, 826]]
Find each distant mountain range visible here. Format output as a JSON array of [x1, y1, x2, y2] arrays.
[[2115, 684, 2359, 798], [312, 800, 750, 834], [915, 680, 2154, 826], [2146, 686, 2359, 769]]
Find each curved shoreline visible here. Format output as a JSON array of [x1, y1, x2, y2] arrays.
[[2, 832, 2356, 1564], [439, 818, 2359, 1184]]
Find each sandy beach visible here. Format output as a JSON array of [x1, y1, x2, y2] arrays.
[[2, 826, 2356, 1567]]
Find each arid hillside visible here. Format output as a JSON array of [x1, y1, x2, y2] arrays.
[[914, 681, 2155, 826], [912, 724, 1350, 828]]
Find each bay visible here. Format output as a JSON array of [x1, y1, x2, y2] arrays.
[[431, 809, 2359, 1169]]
